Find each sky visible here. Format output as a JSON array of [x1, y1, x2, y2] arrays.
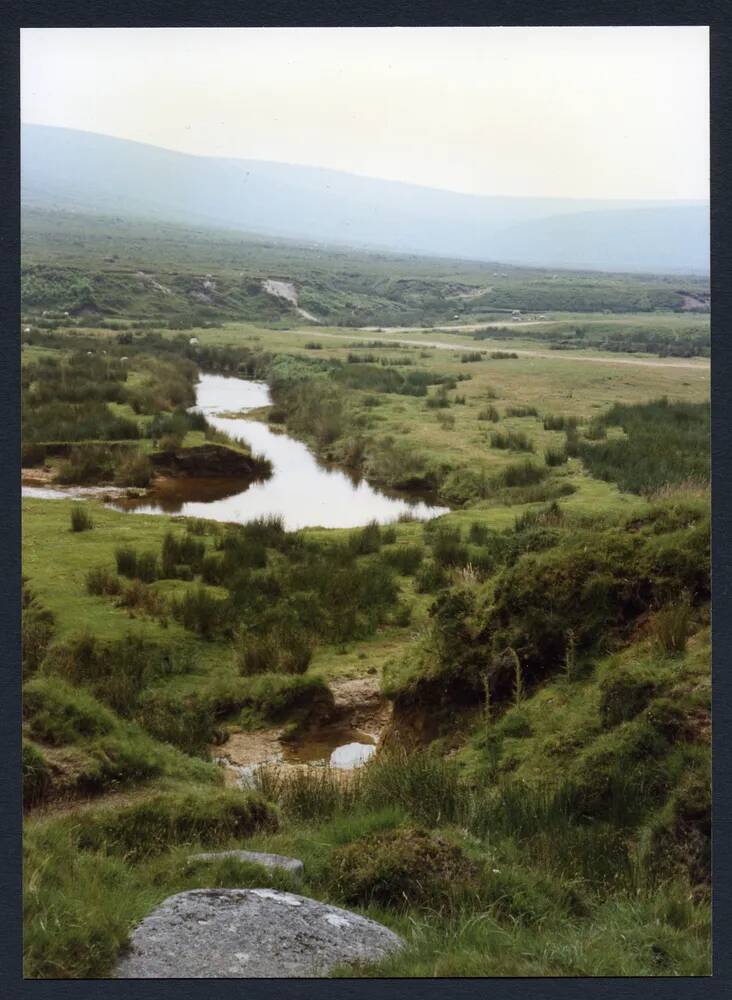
[[21, 26, 709, 202]]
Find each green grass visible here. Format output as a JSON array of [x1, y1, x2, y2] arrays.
[[21, 211, 711, 979]]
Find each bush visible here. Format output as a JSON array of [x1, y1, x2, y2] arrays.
[[349, 520, 382, 555], [468, 522, 490, 545], [490, 431, 533, 452], [115, 546, 138, 578], [429, 524, 469, 568], [114, 450, 153, 488], [70, 504, 93, 532], [135, 552, 159, 584], [599, 664, 659, 728], [543, 413, 579, 431], [494, 461, 547, 489], [652, 603, 693, 656], [236, 627, 315, 676], [45, 632, 184, 716], [137, 690, 218, 756], [23, 676, 117, 745], [382, 544, 424, 575], [172, 585, 228, 639], [85, 566, 121, 597], [57, 446, 115, 485], [22, 580, 55, 677], [74, 789, 278, 860], [116, 579, 168, 619], [237, 673, 334, 729], [415, 559, 447, 593], [545, 446, 568, 466], [23, 741, 51, 808], [577, 399, 709, 494], [506, 405, 538, 418], [329, 827, 478, 910]]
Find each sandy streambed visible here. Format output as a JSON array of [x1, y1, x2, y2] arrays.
[[215, 677, 392, 786]]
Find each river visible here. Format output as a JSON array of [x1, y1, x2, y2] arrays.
[[23, 373, 448, 530]]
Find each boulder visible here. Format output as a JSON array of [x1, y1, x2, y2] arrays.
[[189, 849, 304, 878], [115, 888, 403, 978]]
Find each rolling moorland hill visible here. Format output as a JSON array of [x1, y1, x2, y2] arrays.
[[22, 124, 709, 274]]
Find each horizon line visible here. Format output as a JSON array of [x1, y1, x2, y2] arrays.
[[21, 120, 710, 208]]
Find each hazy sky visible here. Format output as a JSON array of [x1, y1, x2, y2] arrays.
[[21, 26, 709, 201]]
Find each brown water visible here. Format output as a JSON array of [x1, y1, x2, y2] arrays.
[[217, 725, 377, 787]]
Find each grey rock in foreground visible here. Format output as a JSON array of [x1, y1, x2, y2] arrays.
[[114, 888, 403, 978], [189, 849, 304, 878]]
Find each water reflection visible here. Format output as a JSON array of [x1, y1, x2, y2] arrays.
[[116, 373, 448, 530]]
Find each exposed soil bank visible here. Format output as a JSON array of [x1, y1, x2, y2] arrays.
[[150, 443, 271, 480]]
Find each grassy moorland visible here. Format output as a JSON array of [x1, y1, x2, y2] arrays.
[[21, 215, 710, 978]]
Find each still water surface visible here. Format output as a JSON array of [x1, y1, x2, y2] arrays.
[[114, 373, 448, 529]]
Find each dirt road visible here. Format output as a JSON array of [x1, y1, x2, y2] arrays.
[[287, 328, 710, 373]]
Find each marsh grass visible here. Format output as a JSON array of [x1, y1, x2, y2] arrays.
[[69, 504, 93, 532]]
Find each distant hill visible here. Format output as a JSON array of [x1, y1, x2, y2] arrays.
[[21, 124, 709, 274]]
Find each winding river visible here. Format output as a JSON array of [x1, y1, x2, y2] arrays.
[[23, 373, 448, 530]]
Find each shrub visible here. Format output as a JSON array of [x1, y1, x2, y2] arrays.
[[467, 522, 488, 545], [70, 504, 93, 532], [577, 399, 709, 494], [513, 501, 564, 531], [115, 546, 138, 578], [85, 566, 121, 597], [74, 789, 278, 860], [599, 665, 659, 728], [236, 627, 314, 676], [415, 559, 448, 593], [349, 520, 382, 555], [461, 351, 483, 363], [640, 767, 710, 885], [57, 446, 115, 485], [506, 405, 538, 418], [22, 581, 55, 677], [45, 632, 184, 716], [116, 579, 168, 619], [652, 603, 693, 656], [114, 450, 153, 488], [237, 673, 334, 729], [494, 461, 547, 489], [425, 387, 450, 409], [490, 430, 533, 452], [382, 544, 424, 576], [429, 524, 469, 568], [329, 828, 478, 910], [135, 552, 159, 583], [584, 420, 607, 441], [159, 433, 183, 451], [172, 585, 228, 639], [23, 676, 116, 745], [545, 446, 568, 466], [543, 413, 579, 431], [137, 690, 218, 756], [23, 741, 51, 808]]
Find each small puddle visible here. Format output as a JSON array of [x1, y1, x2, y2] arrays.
[[280, 726, 377, 767], [215, 721, 379, 788]]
